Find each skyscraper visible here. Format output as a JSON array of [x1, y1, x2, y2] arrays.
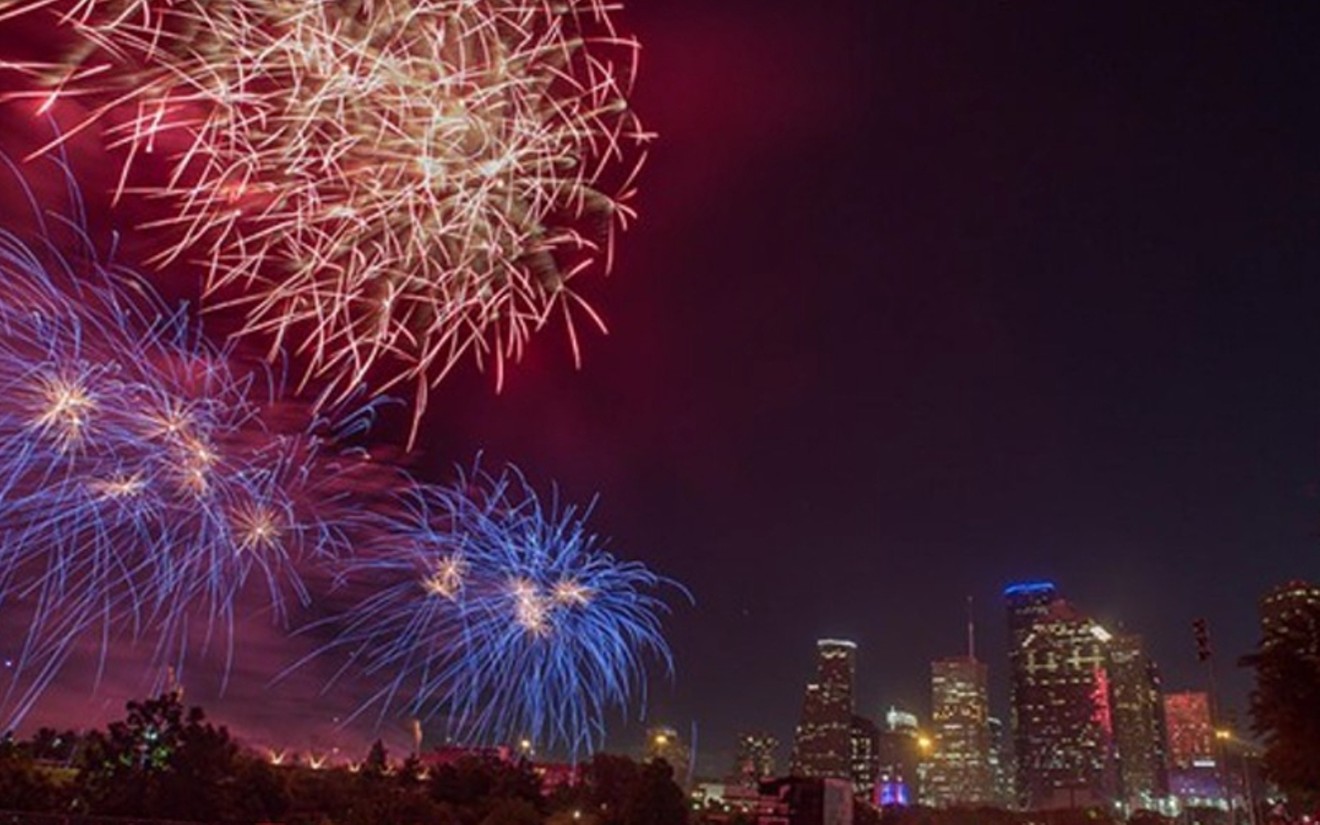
[[1162, 691, 1218, 805], [986, 717, 1014, 808], [1163, 692, 1213, 769], [790, 639, 857, 780], [1260, 579, 1320, 643], [732, 732, 779, 785], [1004, 582, 1116, 810], [926, 656, 994, 806], [1107, 634, 1169, 810], [850, 715, 880, 800], [876, 706, 922, 807], [1005, 581, 1058, 650], [1004, 580, 1056, 807]]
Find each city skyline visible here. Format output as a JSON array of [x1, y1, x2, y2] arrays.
[[662, 574, 1303, 818], [634, 576, 1299, 784]]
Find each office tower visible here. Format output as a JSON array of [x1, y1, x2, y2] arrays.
[[927, 656, 994, 806], [1162, 692, 1213, 768], [790, 639, 857, 780], [1260, 579, 1320, 644], [732, 732, 779, 785], [1162, 691, 1219, 805], [1004, 581, 1116, 810], [875, 706, 922, 807], [1005, 581, 1058, 650], [1107, 634, 1169, 810], [987, 717, 1014, 808], [1003, 582, 1055, 807], [850, 715, 880, 799]]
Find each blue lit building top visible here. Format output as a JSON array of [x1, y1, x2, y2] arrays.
[[1003, 581, 1056, 597]]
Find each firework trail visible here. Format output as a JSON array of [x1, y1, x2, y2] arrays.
[[0, 145, 681, 749], [0, 152, 376, 727], [311, 462, 680, 755], [3, 0, 650, 440]]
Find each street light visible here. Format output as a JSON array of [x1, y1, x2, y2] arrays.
[[1214, 729, 1258, 825]]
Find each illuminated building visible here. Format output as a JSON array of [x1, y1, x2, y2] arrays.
[[790, 639, 857, 780], [875, 706, 922, 807], [731, 731, 779, 786], [1106, 634, 1169, 810], [1004, 581, 1116, 810], [986, 717, 1014, 808], [926, 656, 994, 806], [760, 777, 855, 825], [1162, 692, 1213, 768], [1261, 579, 1320, 644], [647, 725, 692, 785], [1162, 691, 1220, 806], [690, 781, 786, 822], [850, 715, 880, 800], [1005, 581, 1058, 650], [1003, 580, 1057, 808]]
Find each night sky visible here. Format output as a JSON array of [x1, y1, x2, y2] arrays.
[[4, 1, 1320, 776]]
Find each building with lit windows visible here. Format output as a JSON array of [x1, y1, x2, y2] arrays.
[[731, 732, 779, 787], [849, 715, 880, 800], [875, 707, 922, 807], [926, 656, 994, 806], [1004, 580, 1056, 808], [1106, 634, 1169, 811], [690, 781, 789, 823], [1004, 582, 1117, 810], [986, 717, 1014, 808], [1163, 692, 1213, 768], [1261, 579, 1320, 644], [760, 776, 854, 825], [790, 639, 857, 780], [1162, 691, 1220, 804], [1005, 581, 1058, 650]]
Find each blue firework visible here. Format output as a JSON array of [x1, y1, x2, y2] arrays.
[[320, 463, 682, 755], [0, 154, 363, 725]]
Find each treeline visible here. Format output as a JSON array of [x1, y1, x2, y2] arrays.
[[0, 694, 689, 825]]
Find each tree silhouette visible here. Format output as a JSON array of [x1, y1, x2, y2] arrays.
[[1241, 599, 1320, 810], [363, 739, 390, 779], [73, 692, 286, 822], [579, 753, 641, 825], [0, 737, 67, 812], [620, 759, 688, 825], [428, 755, 544, 825], [481, 798, 543, 825]]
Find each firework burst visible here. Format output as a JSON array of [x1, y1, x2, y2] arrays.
[[316, 462, 679, 754], [0, 155, 374, 725], [7, 0, 650, 438]]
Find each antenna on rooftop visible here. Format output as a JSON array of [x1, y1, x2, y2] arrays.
[[966, 596, 976, 660]]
